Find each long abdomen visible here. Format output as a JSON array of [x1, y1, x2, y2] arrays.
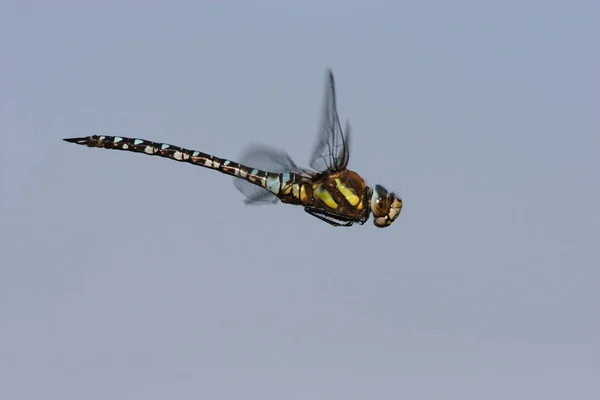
[[63, 135, 298, 198]]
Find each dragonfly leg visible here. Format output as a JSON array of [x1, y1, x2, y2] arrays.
[[304, 207, 355, 227]]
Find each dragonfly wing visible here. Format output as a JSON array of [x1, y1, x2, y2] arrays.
[[233, 143, 302, 204], [308, 69, 351, 173]]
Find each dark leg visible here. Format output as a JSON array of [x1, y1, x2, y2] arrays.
[[304, 207, 355, 227]]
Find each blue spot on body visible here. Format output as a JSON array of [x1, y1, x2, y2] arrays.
[[192, 151, 199, 157], [161, 144, 170, 150], [251, 169, 259, 175], [281, 172, 292, 185], [266, 176, 281, 194], [114, 137, 123, 143], [223, 160, 231, 166], [134, 139, 143, 145]]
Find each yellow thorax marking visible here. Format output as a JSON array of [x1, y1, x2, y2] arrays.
[[282, 183, 293, 195], [335, 178, 360, 206], [299, 184, 309, 203], [313, 184, 338, 209]]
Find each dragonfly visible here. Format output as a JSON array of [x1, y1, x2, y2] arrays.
[[64, 70, 402, 228]]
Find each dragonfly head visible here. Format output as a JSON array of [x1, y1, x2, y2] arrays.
[[370, 184, 403, 228]]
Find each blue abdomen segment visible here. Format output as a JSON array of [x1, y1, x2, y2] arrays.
[[265, 175, 281, 195]]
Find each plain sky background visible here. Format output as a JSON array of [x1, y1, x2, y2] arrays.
[[1, 1, 598, 399]]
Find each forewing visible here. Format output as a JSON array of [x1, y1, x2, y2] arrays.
[[308, 70, 351, 172]]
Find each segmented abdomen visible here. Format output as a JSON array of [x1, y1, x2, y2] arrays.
[[63, 135, 302, 198]]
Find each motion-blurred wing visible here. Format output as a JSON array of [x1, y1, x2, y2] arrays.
[[233, 143, 302, 204], [308, 69, 351, 173]]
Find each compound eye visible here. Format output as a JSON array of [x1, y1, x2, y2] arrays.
[[371, 185, 391, 218]]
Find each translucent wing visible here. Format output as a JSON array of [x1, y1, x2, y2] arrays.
[[233, 143, 303, 204], [308, 69, 351, 173]]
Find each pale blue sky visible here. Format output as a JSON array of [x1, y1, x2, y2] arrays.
[[1, 1, 598, 399]]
